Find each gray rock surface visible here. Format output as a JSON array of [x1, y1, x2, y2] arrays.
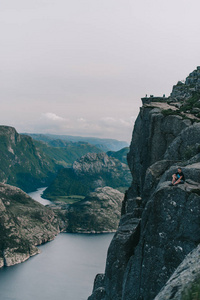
[[170, 66, 200, 101], [164, 123, 200, 161], [121, 183, 200, 300], [127, 107, 190, 196], [0, 183, 60, 268], [154, 244, 200, 300], [73, 153, 131, 184]]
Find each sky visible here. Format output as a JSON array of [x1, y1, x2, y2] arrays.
[[1, 0, 200, 142]]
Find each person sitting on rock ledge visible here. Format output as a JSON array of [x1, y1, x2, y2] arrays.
[[170, 168, 185, 186]]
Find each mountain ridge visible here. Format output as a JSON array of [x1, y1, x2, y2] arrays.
[[22, 133, 128, 152]]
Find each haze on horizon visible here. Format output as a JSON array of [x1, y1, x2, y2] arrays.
[[1, 0, 200, 143]]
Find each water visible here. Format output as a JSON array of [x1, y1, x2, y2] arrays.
[[28, 187, 52, 206], [0, 188, 114, 300]]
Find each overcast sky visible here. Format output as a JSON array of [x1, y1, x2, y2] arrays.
[[1, 0, 200, 142]]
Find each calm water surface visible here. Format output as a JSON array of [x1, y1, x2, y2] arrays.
[[0, 188, 114, 300], [28, 187, 52, 206]]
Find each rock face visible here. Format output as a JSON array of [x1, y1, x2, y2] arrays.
[[73, 153, 128, 176], [154, 244, 200, 300], [0, 126, 59, 192], [65, 187, 124, 233], [0, 183, 60, 268], [170, 66, 200, 101], [43, 152, 131, 199], [88, 68, 200, 300]]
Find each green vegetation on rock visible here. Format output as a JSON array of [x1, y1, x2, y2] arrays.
[[182, 277, 200, 300], [33, 140, 102, 167], [0, 126, 60, 192], [180, 92, 200, 113], [43, 153, 131, 199], [107, 147, 129, 164]]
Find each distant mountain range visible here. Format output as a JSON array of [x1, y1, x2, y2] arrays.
[[0, 126, 129, 193], [22, 133, 129, 152], [33, 139, 102, 168]]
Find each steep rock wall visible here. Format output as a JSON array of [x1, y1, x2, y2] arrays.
[[88, 99, 200, 300], [127, 107, 190, 196]]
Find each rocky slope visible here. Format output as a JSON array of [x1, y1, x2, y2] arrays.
[[63, 187, 124, 233], [43, 152, 132, 199], [0, 183, 60, 268], [0, 126, 59, 192], [88, 67, 200, 300]]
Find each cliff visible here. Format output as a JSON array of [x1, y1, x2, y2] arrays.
[[0, 183, 60, 268], [0, 126, 59, 192], [88, 67, 200, 300]]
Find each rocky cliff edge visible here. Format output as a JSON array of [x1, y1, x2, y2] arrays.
[[88, 67, 200, 300], [0, 183, 60, 268]]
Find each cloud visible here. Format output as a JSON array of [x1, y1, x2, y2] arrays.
[[101, 117, 116, 123], [100, 116, 134, 128], [77, 117, 87, 123], [42, 112, 65, 122], [17, 113, 136, 142]]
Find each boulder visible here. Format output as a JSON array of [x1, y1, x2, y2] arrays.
[[65, 187, 124, 233]]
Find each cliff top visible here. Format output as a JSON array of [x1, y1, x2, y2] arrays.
[[141, 67, 200, 122]]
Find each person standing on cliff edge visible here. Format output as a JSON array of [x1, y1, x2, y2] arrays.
[[170, 168, 185, 186]]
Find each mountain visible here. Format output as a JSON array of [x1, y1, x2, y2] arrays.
[[0, 126, 60, 192], [88, 67, 200, 300], [33, 139, 102, 167], [23, 133, 128, 152], [42, 152, 132, 199], [107, 147, 129, 164], [0, 183, 60, 268], [62, 187, 124, 233]]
